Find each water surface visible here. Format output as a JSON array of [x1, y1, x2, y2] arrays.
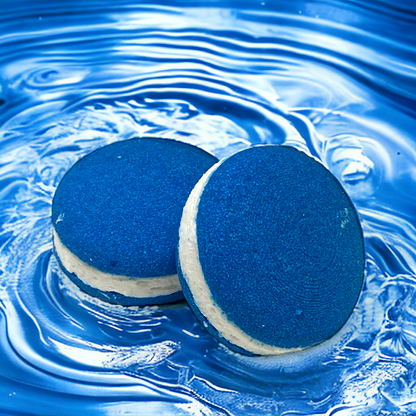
[[1, 1, 416, 415]]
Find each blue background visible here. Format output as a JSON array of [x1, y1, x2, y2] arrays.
[[1, 0, 416, 414]]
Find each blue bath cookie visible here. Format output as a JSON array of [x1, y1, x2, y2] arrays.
[[52, 137, 218, 306], [177, 145, 365, 355]]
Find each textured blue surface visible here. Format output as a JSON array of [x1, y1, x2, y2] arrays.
[[52, 138, 218, 278], [192, 145, 365, 350]]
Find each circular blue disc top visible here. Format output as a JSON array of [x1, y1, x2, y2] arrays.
[[177, 145, 365, 355], [52, 137, 218, 306]]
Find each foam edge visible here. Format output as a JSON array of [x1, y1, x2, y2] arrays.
[[53, 228, 181, 299], [177, 157, 302, 356]]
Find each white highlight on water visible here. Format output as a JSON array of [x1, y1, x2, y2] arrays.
[[178, 158, 302, 356], [53, 229, 181, 298]]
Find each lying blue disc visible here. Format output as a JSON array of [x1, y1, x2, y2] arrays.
[[177, 145, 365, 355], [52, 137, 218, 306]]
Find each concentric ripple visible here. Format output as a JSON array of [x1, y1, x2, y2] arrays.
[[1, 0, 416, 415]]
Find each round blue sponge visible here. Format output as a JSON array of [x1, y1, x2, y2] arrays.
[[52, 137, 218, 306], [177, 145, 365, 355]]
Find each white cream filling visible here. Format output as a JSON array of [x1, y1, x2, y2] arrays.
[[178, 159, 302, 355], [53, 229, 181, 298]]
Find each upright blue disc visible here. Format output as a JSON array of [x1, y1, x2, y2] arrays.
[[178, 145, 365, 354], [52, 137, 218, 305]]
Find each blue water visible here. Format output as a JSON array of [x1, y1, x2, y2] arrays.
[[1, 0, 416, 414]]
